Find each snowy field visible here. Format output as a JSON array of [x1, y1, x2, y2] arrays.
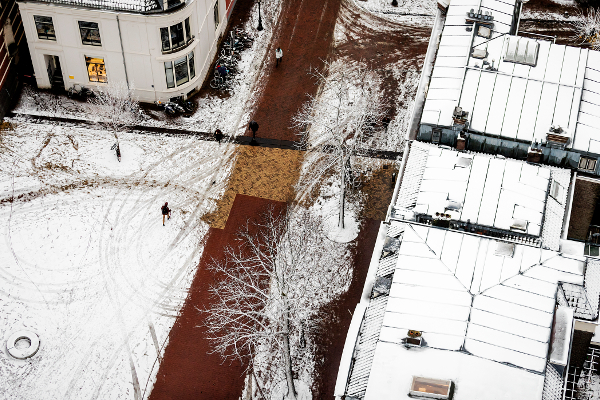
[[0, 120, 235, 399]]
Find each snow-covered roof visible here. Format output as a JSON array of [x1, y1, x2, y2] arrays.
[[421, 0, 518, 126], [393, 142, 570, 250], [421, 0, 600, 154], [382, 223, 584, 373], [25, 0, 162, 13], [364, 341, 546, 400]]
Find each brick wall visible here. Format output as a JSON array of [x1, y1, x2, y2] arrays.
[[567, 177, 600, 241]]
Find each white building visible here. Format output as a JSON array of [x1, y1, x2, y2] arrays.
[[336, 141, 600, 400], [16, 0, 236, 102]]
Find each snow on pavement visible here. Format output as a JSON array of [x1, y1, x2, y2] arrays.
[[0, 120, 235, 399]]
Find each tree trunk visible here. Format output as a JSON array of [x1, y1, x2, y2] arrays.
[[282, 311, 297, 400], [338, 153, 346, 229]]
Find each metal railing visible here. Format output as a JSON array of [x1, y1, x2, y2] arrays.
[[34, 0, 162, 13]]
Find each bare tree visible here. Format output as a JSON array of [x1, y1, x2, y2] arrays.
[[88, 81, 139, 141], [573, 8, 600, 50], [202, 207, 351, 400], [293, 59, 387, 229]]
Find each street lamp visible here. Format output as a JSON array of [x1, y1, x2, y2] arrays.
[[257, 0, 264, 31]]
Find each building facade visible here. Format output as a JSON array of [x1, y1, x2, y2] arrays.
[[16, 0, 235, 102], [0, 0, 27, 118]]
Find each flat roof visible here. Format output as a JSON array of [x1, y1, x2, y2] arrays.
[[393, 142, 570, 250], [382, 222, 584, 373], [421, 0, 600, 154], [364, 341, 545, 400]]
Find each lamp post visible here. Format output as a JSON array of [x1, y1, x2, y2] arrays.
[[257, 0, 264, 31]]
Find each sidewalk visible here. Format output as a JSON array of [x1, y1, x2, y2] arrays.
[[149, 195, 287, 400], [247, 0, 342, 142]]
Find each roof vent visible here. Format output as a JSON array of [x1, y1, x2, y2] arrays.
[[445, 200, 463, 211], [454, 156, 472, 168], [495, 242, 515, 257], [510, 218, 529, 232], [409, 376, 454, 399], [504, 36, 539, 67], [403, 330, 424, 348]]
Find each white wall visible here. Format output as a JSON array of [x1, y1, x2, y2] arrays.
[[17, 0, 227, 102]]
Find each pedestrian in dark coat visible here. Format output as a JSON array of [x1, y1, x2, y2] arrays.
[[161, 202, 171, 226], [214, 129, 224, 144], [248, 120, 259, 140]]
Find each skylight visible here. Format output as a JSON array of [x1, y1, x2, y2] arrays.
[[504, 36, 540, 67]]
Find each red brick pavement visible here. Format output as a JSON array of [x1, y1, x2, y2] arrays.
[[246, 0, 342, 142], [149, 195, 287, 400]]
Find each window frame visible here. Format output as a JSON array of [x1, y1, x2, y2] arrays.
[[34, 15, 56, 41], [213, 1, 219, 30], [160, 17, 193, 53], [85, 56, 108, 83], [78, 21, 102, 46], [579, 156, 598, 172], [164, 51, 195, 89]]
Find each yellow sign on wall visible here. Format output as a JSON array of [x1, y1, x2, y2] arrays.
[[69, 75, 74, 79]]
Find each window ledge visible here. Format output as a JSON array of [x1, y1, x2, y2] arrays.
[[160, 36, 195, 56], [156, 37, 198, 61]]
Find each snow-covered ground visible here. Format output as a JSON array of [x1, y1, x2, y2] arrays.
[[12, 0, 283, 138], [0, 120, 235, 399]]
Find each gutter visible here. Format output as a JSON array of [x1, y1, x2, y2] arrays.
[[386, 139, 411, 222], [116, 15, 130, 88], [562, 171, 577, 240]]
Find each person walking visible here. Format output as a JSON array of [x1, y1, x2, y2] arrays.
[[161, 202, 171, 226], [214, 128, 224, 144], [248, 120, 259, 144], [275, 47, 283, 67]]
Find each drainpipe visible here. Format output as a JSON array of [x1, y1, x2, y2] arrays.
[[116, 15, 130, 88]]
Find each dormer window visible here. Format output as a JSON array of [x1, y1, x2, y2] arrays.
[[160, 17, 193, 53]]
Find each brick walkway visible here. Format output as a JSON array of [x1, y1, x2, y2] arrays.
[[247, 0, 342, 142], [149, 195, 287, 400]]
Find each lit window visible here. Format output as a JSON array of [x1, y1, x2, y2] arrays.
[[85, 56, 107, 83], [160, 17, 192, 53], [214, 1, 219, 30], [34, 16, 56, 41], [579, 156, 597, 172], [409, 377, 453, 399], [79, 21, 101, 46], [164, 51, 195, 89]]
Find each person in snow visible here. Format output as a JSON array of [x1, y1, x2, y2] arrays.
[[116, 143, 121, 162], [275, 47, 283, 67], [217, 64, 228, 78], [161, 202, 171, 226], [214, 129, 224, 144], [248, 120, 259, 141]]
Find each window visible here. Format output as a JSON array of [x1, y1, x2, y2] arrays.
[[174, 56, 188, 86], [34, 16, 56, 40], [579, 156, 597, 172], [164, 51, 194, 88], [85, 56, 107, 83], [160, 17, 192, 53], [409, 377, 453, 399], [79, 21, 101, 46], [214, 1, 219, 30], [165, 61, 174, 88]]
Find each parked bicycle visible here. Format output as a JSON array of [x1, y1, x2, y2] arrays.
[[67, 84, 95, 100], [210, 27, 254, 92]]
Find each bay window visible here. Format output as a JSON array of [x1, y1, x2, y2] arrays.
[[164, 51, 195, 89], [160, 17, 193, 53]]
